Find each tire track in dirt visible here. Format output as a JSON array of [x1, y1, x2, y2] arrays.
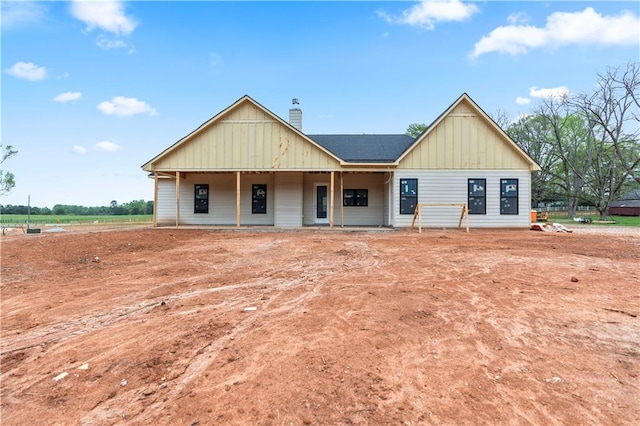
[[79, 240, 383, 424]]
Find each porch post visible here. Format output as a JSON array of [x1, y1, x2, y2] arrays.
[[153, 171, 158, 227], [340, 172, 344, 228], [175, 172, 180, 227], [330, 171, 335, 228], [236, 171, 241, 228]]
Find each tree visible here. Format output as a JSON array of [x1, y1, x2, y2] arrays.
[[506, 115, 557, 207], [536, 98, 596, 218], [0, 145, 18, 195], [573, 62, 640, 185], [406, 123, 427, 138]]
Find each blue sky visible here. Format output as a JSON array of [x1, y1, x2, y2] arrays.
[[2, 0, 639, 208]]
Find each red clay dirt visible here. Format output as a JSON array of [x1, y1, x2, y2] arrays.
[[1, 226, 638, 425]]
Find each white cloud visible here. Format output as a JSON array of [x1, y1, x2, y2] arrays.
[[529, 86, 570, 100], [70, 0, 137, 36], [94, 141, 121, 152], [5, 61, 47, 81], [515, 96, 531, 106], [97, 96, 158, 117], [511, 112, 533, 125], [507, 12, 529, 26], [72, 145, 87, 154], [54, 92, 83, 103], [378, 0, 478, 30], [471, 7, 640, 58], [1, 1, 46, 29], [96, 35, 135, 53]]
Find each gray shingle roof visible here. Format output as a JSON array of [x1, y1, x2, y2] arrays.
[[307, 134, 416, 163]]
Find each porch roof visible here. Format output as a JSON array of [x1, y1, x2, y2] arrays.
[[307, 134, 416, 163]]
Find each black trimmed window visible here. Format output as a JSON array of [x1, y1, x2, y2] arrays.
[[344, 189, 368, 206], [400, 178, 418, 214], [194, 184, 209, 214], [500, 179, 518, 215], [252, 184, 267, 214], [468, 179, 486, 215]]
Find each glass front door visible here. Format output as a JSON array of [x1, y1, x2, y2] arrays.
[[315, 184, 329, 224]]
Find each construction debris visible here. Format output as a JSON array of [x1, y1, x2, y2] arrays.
[[531, 223, 573, 233]]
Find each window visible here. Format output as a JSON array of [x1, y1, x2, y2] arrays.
[[500, 179, 518, 215], [400, 178, 418, 214], [343, 189, 368, 206], [252, 184, 267, 214], [468, 179, 486, 215], [194, 184, 209, 214]]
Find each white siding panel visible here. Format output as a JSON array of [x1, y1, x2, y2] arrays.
[[175, 173, 275, 225], [240, 174, 275, 225], [393, 170, 531, 228], [274, 172, 303, 227], [177, 174, 236, 225], [303, 173, 386, 226], [339, 173, 385, 226], [157, 179, 176, 225]]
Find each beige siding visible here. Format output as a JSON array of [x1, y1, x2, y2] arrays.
[[151, 100, 340, 171], [399, 100, 531, 170], [274, 172, 303, 227], [393, 170, 532, 228]]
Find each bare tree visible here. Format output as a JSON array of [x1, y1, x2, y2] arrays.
[[568, 62, 640, 219], [536, 97, 596, 218], [573, 62, 640, 184]]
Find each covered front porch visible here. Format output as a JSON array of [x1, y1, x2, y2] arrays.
[[151, 170, 393, 228]]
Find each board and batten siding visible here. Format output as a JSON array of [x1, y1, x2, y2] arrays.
[[399, 101, 532, 170], [303, 173, 386, 226], [274, 172, 303, 227], [393, 170, 532, 228], [150, 101, 340, 172]]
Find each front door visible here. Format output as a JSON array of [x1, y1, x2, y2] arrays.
[[314, 184, 329, 224]]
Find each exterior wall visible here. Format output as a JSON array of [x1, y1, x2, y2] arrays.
[[399, 101, 532, 170], [302, 172, 385, 226], [303, 173, 330, 226], [175, 173, 274, 226], [157, 179, 177, 226], [151, 101, 340, 171], [393, 170, 532, 228], [274, 172, 303, 227]]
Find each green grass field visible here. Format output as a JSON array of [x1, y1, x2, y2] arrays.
[[546, 212, 640, 227], [0, 214, 153, 225]]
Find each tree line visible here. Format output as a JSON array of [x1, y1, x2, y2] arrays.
[[407, 61, 639, 220], [0, 200, 153, 216]]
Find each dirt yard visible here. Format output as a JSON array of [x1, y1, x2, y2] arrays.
[[1, 225, 638, 425]]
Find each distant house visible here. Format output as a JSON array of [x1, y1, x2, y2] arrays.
[[609, 190, 640, 216], [141, 93, 540, 228]]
